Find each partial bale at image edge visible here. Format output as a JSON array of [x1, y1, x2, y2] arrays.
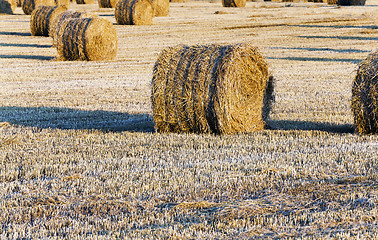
[[351, 51, 378, 135], [22, 0, 55, 15], [0, 0, 17, 14], [222, 0, 246, 7], [56, 18, 118, 61], [151, 42, 274, 134]]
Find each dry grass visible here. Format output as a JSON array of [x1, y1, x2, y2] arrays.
[[1, 0, 378, 238]]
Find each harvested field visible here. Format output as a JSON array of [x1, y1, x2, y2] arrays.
[[1, 0, 378, 238]]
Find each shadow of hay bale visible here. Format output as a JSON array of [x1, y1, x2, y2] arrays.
[[267, 120, 354, 133], [0, 107, 154, 132]]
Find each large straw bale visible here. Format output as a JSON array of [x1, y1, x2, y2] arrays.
[[0, 0, 16, 14], [98, 0, 117, 7], [76, 0, 94, 4], [56, 17, 118, 61], [49, 10, 97, 46], [115, 0, 153, 25], [222, 0, 245, 7], [351, 51, 378, 134], [150, 0, 169, 16], [151, 42, 274, 134], [22, 0, 54, 15], [30, 5, 67, 36]]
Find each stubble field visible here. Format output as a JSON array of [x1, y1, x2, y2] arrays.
[[0, 0, 378, 238]]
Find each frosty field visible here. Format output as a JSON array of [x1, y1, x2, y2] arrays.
[[0, 0, 378, 238]]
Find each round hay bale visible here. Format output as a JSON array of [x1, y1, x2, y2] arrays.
[[150, 0, 169, 17], [115, 0, 153, 25], [222, 0, 245, 7], [22, 0, 54, 15], [351, 51, 378, 134], [98, 0, 117, 7], [56, 17, 118, 61], [151, 42, 274, 134], [49, 10, 97, 46], [30, 5, 67, 36], [326, 0, 337, 3], [76, 0, 94, 4], [0, 0, 16, 14]]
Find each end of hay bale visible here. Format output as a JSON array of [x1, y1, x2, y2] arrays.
[[222, 0, 246, 7], [115, 0, 153, 25], [0, 0, 17, 14], [152, 42, 273, 134], [30, 5, 67, 36], [22, 0, 55, 15], [351, 51, 378, 134], [56, 17, 118, 61]]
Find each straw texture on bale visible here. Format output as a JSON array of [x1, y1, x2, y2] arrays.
[[30, 5, 67, 36], [326, 0, 337, 4], [16, 0, 21, 7], [222, 0, 245, 7], [351, 51, 378, 135], [22, 0, 54, 15], [49, 10, 97, 46], [115, 0, 153, 25], [0, 0, 16, 14], [76, 0, 94, 4], [56, 17, 117, 61], [151, 42, 274, 134], [150, 0, 169, 17], [98, 0, 117, 8]]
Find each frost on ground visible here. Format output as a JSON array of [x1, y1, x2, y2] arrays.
[[0, 0, 378, 238]]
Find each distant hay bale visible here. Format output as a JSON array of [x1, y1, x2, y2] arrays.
[[326, 0, 337, 4], [150, 0, 169, 16], [351, 51, 378, 134], [98, 0, 117, 7], [49, 10, 97, 46], [0, 0, 16, 14], [222, 0, 245, 7], [56, 17, 118, 61], [22, 0, 54, 15], [76, 0, 94, 4], [115, 0, 153, 25], [30, 5, 67, 36], [151, 42, 274, 134]]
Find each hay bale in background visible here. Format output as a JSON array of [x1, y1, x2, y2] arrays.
[[0, 0, 16, 14], [115, 0, 153, 25], [49, 10, 97, 46], [151, 42, 274, 134], [351, 51, 378, 134], [222, 0, 245, 7], [326, 0, 337, 4], [56, 17, 118, 61], [76, 0, 94, 4], [150, 0, 169, 17], [30, 5, 67, 36], [22, 0, 54, 15], [98, 0, 117, 8]]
